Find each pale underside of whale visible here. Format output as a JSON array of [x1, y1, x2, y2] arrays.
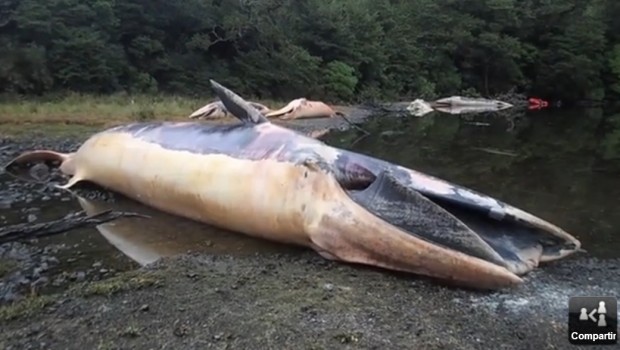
[[4, 80, 581, 290]]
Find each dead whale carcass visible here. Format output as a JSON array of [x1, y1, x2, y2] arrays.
[[4, 80, 581, 290], [189, 100, 271, 120], [265, 98, 341, 120]]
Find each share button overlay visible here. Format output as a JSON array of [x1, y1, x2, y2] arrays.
[[569, 296, 617, 345]]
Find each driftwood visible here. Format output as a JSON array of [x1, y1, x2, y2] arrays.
[[337, 113, 371, 135], [0, 209, 149, 244], [491, 89, 528, 107]]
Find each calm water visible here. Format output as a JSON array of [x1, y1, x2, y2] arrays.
[[325, 108, 620, 259], [1, 107, 619, 272]]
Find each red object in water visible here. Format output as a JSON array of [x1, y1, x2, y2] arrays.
[[528, 97, 549, 109]]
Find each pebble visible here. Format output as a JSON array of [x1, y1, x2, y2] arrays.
[[32, 277, 49, 288], [52, 276, 66, 286], [46, 256, 60, 265], [76, 271, 86, 281], [29, 163, 49, 181]]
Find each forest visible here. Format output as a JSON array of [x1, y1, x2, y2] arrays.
[[0, 0, 619, 104]]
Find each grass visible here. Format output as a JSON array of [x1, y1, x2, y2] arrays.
[[75, 271, 161, 297], [0, 270, 163, 322], [0, 294, 56, 322], [0, 92, 285, 129], [119, 323, 142, 338], [0, 93, 197, 125]]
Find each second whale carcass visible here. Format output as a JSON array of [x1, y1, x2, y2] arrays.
[[4, 81, 581, 290]]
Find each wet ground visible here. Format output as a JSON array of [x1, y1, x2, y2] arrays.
[[1, 106, 619, 349]]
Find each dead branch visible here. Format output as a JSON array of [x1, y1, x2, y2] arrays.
[[0, 210, 149, 244], [337, 112, 370, 136]]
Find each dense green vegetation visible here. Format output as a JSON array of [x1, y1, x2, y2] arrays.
[[0, 0, 619, 103]]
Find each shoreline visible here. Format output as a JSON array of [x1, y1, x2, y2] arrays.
[[1, 250, 618, 349], [0, 104, 376, 140]]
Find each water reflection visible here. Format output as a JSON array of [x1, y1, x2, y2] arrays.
[[600, 112, 620, 161], [324, 108, 620, 259], [76, 195, 294, 266]]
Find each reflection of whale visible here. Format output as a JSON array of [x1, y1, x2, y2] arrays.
[[433, 104, 512, 115], [76, 195, 288, 266], [432, 96, 513, 110], [407, 97, 514, 117]]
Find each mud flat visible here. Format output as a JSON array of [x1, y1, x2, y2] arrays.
[[1, 109, 618, 349]]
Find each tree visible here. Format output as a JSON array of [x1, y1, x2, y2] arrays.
[[0, 0, 616, 102]]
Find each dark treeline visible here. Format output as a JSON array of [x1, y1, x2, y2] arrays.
[[1, 0, 619, 103]]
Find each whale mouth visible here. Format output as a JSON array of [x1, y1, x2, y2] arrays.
[[345, 170, 579, 277]]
